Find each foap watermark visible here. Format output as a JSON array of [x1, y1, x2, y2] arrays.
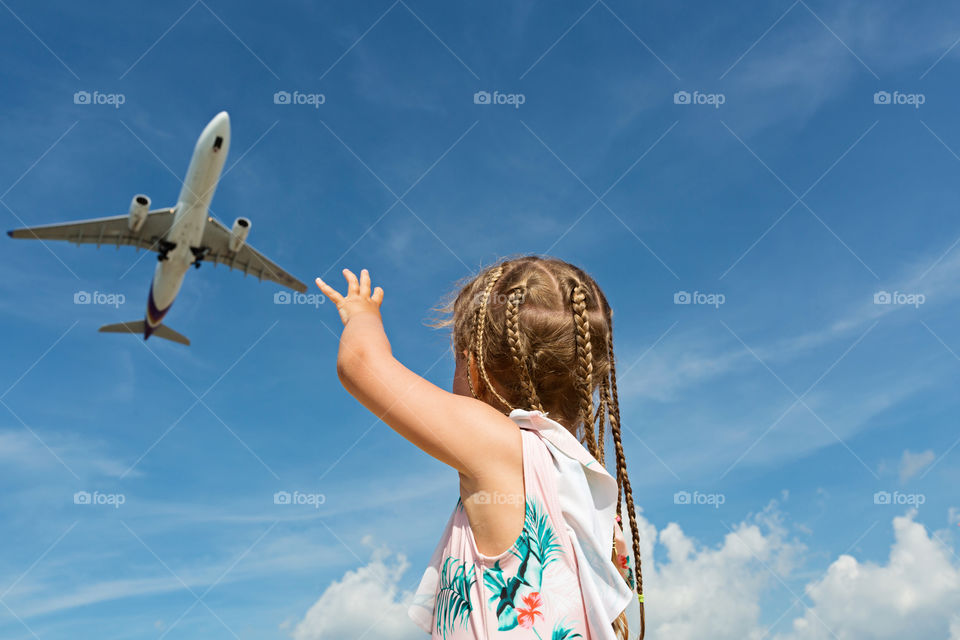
[[73, 90, 126, 109], [473, 90, 526, 109], [273, 90, 325, 108], [467, 490, 524, 506], [674, 490, 725, 509], [873, 90, 925, 109], [74, 290, 125, 308], [673, 90, 725, 109], [274, 291, 325, 308], [674, 290, 725, 308], [74, 490, 126, 508], [873, 490, 925, 506], [471, 290, 526, 306], [873, 290, 925, 308], [273, 490, 325, 509]]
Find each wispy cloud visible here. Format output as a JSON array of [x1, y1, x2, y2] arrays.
[[0, 429, 140, 479], [899, 449, 935, 483], [617, 243, 960, 478]]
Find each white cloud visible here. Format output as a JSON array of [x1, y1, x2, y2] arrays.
[[899, 449, 935, 483], [776, 511, 960, 640], [292, 506, 960, 640], [648, 503, 803, 640], [293, 540, 420, 640], [652, 509, 960, 640]]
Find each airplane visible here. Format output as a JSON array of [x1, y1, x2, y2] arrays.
[[7, 111, 306, 346]]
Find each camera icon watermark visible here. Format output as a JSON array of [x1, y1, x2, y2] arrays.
[[473, 90, 525, 109], [273, 291, 324, 308], [873, 490, 925, 506], [273, 490, 325, 509], [674, 490, 725, 509], [74, 290, 126, 308], [73, 90, 126, 109], [674, 290, 725, 308], [873, 90, 925, 109], [873, 290, 925, 308], [73, 490, 126, 508], [273, 90, 325, 108], [673, 90, 725, 109]]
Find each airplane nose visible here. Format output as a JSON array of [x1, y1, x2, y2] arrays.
[[213, 111, 230, 134], [200, 111, 230, 153]]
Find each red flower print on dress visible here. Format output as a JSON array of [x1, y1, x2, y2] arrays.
[[618, 554, 628, 569], [516, 591, 544, 629]]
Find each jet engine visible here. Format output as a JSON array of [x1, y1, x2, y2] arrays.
[[128, 195, 150, 232], [229, 217, 251, 252]]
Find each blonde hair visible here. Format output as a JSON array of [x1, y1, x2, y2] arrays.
[[431, 254, 645, 640]]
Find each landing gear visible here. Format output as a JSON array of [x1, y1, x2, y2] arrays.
[[190, 246, 209, 269], [157, 239, 176, 262]]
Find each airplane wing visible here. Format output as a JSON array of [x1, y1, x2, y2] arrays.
[[7, 209, 176, 250], [200, 217, 307, 293]]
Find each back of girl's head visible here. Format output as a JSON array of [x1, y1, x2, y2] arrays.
[[432, 254, 645, 640], [435, 255, 610, 439]]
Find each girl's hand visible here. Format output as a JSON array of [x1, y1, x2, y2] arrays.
[[315, 268, 384, 326]]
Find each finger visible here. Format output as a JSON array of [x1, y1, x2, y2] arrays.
[[359, 269, 371, 298], [372, 286, 384, 306], [342, 268, 360, 296], [315, 277, 344, 305]]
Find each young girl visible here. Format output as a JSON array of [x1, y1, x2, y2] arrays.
[[315, 256, 645, 639]]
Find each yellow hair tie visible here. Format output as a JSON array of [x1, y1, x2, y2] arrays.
[[638, 594, 644, 604]]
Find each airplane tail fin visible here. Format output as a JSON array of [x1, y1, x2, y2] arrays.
[[99, 320, 191, 346]]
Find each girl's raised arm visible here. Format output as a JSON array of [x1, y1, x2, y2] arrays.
[[315, 268, 520, 479]]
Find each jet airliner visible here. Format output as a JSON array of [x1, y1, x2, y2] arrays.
[[8, 111, 306, 346]]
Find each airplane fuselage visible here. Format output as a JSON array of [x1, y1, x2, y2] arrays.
[[146, 112, 230, 334]]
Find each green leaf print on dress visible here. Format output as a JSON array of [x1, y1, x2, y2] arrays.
[[482, 498, 562, 632], [482, 535, 531, 630], [436, 556, 476, 639], [550, 621, 583, 640], [525, 496, 561, 585]]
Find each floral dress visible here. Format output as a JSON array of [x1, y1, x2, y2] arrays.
[[409, 410, 636, 640]]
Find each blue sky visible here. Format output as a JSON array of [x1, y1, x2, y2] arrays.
[[2, 1, 960, 638]]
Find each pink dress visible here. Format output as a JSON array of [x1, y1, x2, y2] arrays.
[[409, 409, 636, 640]]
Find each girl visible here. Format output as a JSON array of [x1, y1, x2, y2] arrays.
[[315, 256, 644, 639]]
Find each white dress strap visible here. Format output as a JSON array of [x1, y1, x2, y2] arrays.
[[508, 409, 633, 637]]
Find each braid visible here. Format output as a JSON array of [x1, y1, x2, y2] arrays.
[[506, 287, 544, 411], [601, 374, 621, 517], [465, 308, 481, 401], [474, 265, 515, 412], [607, 326, 644, 639], [596, 375, 608, 465], [572, 283, 598, 459]]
